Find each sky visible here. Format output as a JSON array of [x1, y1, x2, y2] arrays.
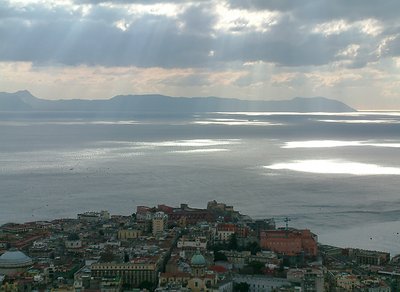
[[1, 0, 400, 109]]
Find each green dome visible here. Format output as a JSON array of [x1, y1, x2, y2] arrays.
[[191, 250, 206, 266]]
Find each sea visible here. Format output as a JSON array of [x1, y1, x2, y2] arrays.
[[1, 111, 400, 254]]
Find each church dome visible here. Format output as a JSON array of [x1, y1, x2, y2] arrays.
[[0, 250, 33, 268], [191, 250, 206, 266]]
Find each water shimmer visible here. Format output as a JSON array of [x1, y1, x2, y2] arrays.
[[265, 160, 400, 175], [1, 112, 400, 254], [283, 140, 400, 148]]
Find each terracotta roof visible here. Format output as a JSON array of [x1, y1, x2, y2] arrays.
[[160, 272, 191, 278], [209, 265, 228, 273]]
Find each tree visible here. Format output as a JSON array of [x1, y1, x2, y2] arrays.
[[234, 282, 250, 292], [139, 280, 154, 291], [228, 233, 238, 251], [246, 241, 261, 255], [124, 252, 130, 263], [214, 251, 227, 262], [246, 261, 264, 275], [99, 250, 115, 262]]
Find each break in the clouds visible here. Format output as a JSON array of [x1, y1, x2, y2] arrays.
[[1, 0, 400, 109]]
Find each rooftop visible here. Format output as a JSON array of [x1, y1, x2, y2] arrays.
[[0, 250, 33, 268]]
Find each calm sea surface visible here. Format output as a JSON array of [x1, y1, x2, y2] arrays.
[[1, 111, 400, 254]]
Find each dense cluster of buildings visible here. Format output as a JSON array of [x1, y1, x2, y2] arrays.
[[0, 201, 399, 291]]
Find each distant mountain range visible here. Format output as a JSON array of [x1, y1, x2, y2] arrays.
[[0, 90, 356, 112]]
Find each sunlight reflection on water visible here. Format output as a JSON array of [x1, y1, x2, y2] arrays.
[[265, 159, 400, 175], [318, 119, 400, 124], [282, 140, 400, 148], [193, 119, 281, 126]]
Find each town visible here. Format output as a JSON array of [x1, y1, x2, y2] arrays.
[[0, 201, 399, 292]]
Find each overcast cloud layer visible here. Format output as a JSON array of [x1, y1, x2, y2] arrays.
[[1, 0, 400, 109]]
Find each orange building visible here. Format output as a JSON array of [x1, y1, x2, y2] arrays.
[[260, 229, 318, 257]]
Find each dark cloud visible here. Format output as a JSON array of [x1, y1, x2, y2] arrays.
[[214, 34, 337, 67], [210, 15, 377, 67], [228, 0, 400, 21], [384, 35, 400, 57], [297, 0, 400, 21], [179, 4, 217, 35], [74, 0, 209, 4], [0, 4, 215, 68], [228, 0, 303, 12], [0, 0, 398, 70]]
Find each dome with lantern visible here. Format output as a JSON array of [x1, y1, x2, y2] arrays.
[[191, 250, 206, 266]]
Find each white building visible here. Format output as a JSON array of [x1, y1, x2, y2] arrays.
[[177, 236, 207, 250], [77, 210, 110, 221], [65, 234, 82, 249], [234, 275, 293, 292], [153, 212, 168, 236]]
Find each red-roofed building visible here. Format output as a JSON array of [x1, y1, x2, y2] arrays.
[[215, 223, 249, 242], [260, 229, 318, 257], [160, 204, 215, 226], [158, 204, 174, 214], [209, 265, 228, 274], [136, 206, 154, 222]]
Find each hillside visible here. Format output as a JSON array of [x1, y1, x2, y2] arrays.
[[0, 90, 356, 112]]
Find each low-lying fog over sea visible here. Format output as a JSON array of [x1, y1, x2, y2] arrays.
[[1, 111, 400, 254]]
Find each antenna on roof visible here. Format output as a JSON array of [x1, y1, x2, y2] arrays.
[[284, 217, 291, 238], [284, 217, 291, 231]]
